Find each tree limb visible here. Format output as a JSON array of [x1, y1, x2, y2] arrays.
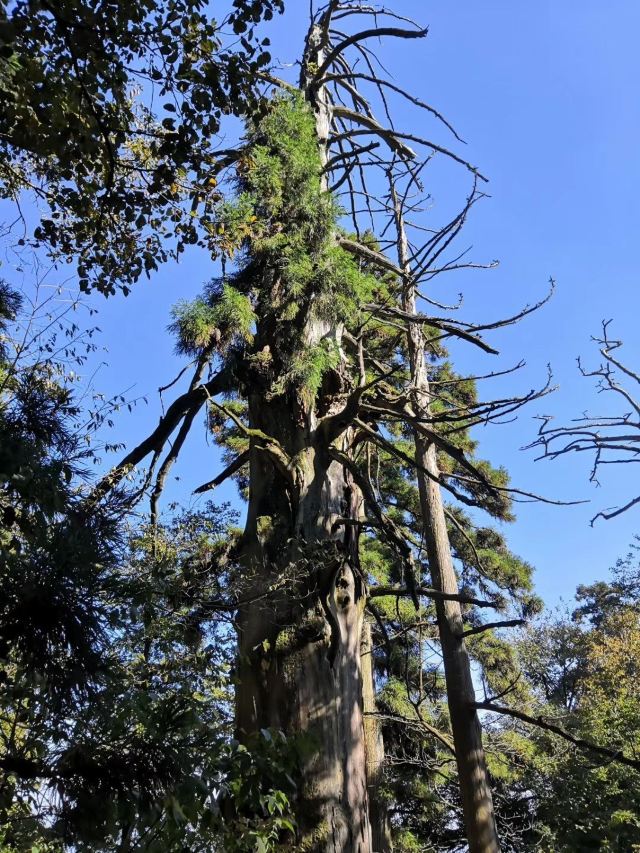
[[370, 586, 499, 610], [193, 450, 251, 495], [314, 26, 428, 83], [91, 367, 230, 502], [476, 701, 640, 772], [459, 619, 525, 638]]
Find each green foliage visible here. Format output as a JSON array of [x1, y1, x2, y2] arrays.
[[0, 282, 119, 696], [498, 548, 640, 851], [271, 340, 340, 405], [0, 0, 283, 294], [0, 285, 296, 851], [177, 93, 384, 404], [215, 731, 299, 852], [171, 282, 256, 356], [0, 281, 125, 847], [238, 94, 382, 331]]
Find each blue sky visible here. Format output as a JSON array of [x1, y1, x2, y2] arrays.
[[44, 1, 640, 606]]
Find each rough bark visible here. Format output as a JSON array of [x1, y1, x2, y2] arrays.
[[235, 421, 371, 850], [392, 186, 500, 853], [234, 21, 373, 853], [362, 622, 393, 853]]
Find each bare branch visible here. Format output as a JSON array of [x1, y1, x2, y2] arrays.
[[322, 72, 464, 141], [332, 106, 417, 159], [477, 701, 640, 772], [459, 620, 525, 638], [91, 366, 230, 503], [365, 303, 500, 355], [365, 710, 456, 756], [314, 25, 427, 83], [193, 450, 251, 495], [530, 322, 640, 522], [338, 235, 404, 276], [370, 586, 499, 610]]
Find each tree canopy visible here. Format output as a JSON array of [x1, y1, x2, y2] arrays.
[[0, 0, 283, 293]]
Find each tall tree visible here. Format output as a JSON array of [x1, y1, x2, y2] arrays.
[[97, 4, 561, 850], [391, 177, 499, 851], [6, 5, 640, 849]]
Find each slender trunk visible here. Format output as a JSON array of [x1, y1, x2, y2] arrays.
[[415, 445, 499, 852], [392, 186, 500, 853]]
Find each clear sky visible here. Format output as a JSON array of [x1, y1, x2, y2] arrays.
[[62, 1, 640, 607]]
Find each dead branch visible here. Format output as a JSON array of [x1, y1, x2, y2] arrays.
[[365, 303, 500, 355], [338, 235, 404, 276], [365, 710, 456, 756], [314, 26, 427, 83], [529, 322, 640, 522], [370, 586, 499, 610], [322, 72, 464, 141], [476, 701, 640, 772], [193, 450, 251, 495], [206, 399, 294, 486], [91, 366, 230, 503], [150, 405, 200, 526], [459, 620, 525, 638], [332, 107, 417, 159]]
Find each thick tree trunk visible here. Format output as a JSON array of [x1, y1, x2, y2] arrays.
[[235, 25, 374, 846], [236, 402, 371, 850], [392, 189, 500, 853], [362, 622, 393, 853]]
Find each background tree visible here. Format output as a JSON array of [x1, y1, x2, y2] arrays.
[[533, 322, 640, 522], [0, 279, 299, 851], [504, 544, 640, 851], [0, 0, 283, 293]]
